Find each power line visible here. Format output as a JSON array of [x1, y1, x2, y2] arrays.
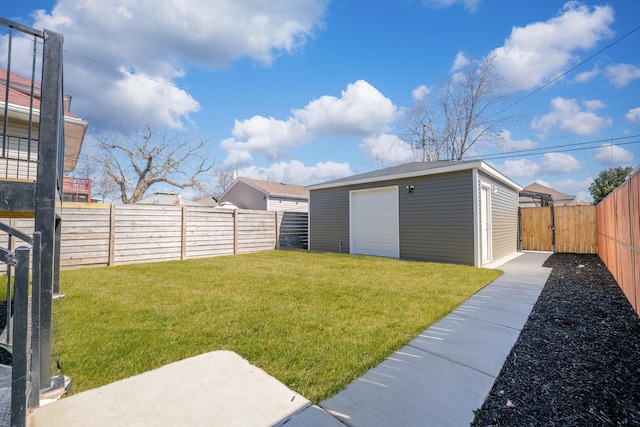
[[471, 137, 640, 162], [467, 134, 640, 160], [492, 24, 640, 118]]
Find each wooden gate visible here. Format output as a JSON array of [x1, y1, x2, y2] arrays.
[[519, 205, 597, 254]]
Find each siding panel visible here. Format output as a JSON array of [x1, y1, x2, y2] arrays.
[[308, 188, 350, 253], [400, 171, 475, 265], [219, 181, 266, 210], [478, 172, 519, 262]]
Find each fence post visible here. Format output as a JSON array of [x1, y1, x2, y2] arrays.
[[181, 206, 187, 260], [11, 246, 30, 427], [275, 211, 281, 250], [108, 204, 115, 266], [233, 210, 238, 254]]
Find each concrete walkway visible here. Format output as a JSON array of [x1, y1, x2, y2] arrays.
[[26, 251, 551, 426], [318, 251, 551, 426]]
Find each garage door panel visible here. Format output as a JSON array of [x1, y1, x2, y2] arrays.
[[350, 187, 399, 258]]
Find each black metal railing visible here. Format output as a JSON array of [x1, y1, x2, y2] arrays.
[[0, 243, 31, 427], [0, 135, 38, 181]]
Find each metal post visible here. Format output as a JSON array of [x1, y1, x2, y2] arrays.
[[30, 232, 42, 408], [11, 246, 30, 427], [34, 28, 64, 388]]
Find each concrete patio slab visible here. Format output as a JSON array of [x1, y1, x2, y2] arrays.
[[27, 351, 311, 427]]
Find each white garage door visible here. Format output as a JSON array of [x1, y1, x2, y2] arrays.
[[350, 186, 399, 258]]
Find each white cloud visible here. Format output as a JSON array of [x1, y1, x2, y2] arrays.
[[541, 152, 582, 174], [594, 143, 635, 166], [501, 158, 541, 179], [552, 176, 594, 204], [500, 152, 581, 178], [360, 134, 417, 167], [7, 0, 328, 129], [238, 160, 352, 186], [221, 80, 397, 165], [421, 0, 480, 13], [490, 2, 614, 91], [531, 97, 612, 136], [625, 107, 640, 123], [452, 51, 470, 72], [220, 116, 309, 164], [412, 85, 431, 102], [604, 63, 640, 88], [295, 80, 397, 138], [499, 130, 537, 152], [574, 66, 600, 83]]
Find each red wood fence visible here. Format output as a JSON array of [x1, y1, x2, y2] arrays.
[[597, 169, 640, 317]]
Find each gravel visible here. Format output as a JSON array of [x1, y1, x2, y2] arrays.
[[472, 253, 640, 426]]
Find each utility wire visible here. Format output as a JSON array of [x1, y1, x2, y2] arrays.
[[469, 134, 640, 159], [493, 24, 640, 117], [472, 138, 640, 161]]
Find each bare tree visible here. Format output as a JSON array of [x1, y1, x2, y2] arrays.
[[93, 126, 212, 204], [402, 54, 511, 162], [214, 165, 236, 193], [72, 154, 120, 202]]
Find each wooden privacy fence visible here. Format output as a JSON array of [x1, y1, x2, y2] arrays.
[[0, 204, 309, 270], [596, 169, 640, 316], [519, 205, 597, 254]]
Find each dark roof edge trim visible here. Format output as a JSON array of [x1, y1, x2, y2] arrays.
[[305, 161, 522, 192]]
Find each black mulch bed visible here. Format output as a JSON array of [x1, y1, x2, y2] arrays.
[[472, 253, 640, 426]]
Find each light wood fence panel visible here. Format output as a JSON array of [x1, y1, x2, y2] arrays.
[[554, 205, 597, 254], [520, 207, 553, 251], [237, 210, 276, 254], [60, 204, 112, 267], [520, 206, 597, 254], [0, 205, 309, 271], [184, 207, 235, 259], [113, 204, 184, 265]]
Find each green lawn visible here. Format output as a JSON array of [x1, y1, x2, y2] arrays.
[[52, 250, 501, 403]]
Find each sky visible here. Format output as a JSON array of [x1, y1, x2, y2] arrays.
[[2, 0, 640, 202]]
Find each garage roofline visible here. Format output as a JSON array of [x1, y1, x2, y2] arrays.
[[305, 160, 522, 192]]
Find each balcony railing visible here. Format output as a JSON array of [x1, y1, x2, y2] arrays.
[[0, 135, 38, 181]]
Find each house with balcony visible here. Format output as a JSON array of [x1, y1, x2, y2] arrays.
[[1, 68, 87, 189]]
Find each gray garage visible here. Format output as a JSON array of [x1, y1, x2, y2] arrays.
[[304, 161, 522, 267]]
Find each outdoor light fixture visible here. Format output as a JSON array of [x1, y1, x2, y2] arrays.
[[492, 186, 498, 193], [406, 185, 415, 193]]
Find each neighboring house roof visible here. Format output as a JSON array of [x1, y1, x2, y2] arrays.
[[194, 195, 219, 206], [135, 191, 204, 206], [223, 177, 309, 200], [305, 160, 522, 191], [522, 182, 577, 203], [0, 68, 88, 171]]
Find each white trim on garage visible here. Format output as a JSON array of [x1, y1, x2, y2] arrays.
[[349, 186, 399, 258]]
